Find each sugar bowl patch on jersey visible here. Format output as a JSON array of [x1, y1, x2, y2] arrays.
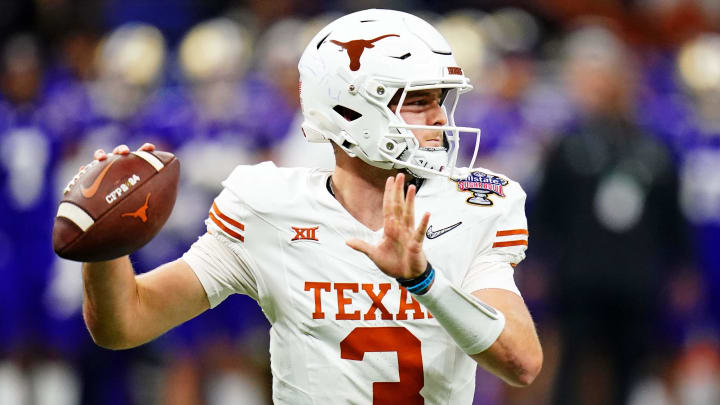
[[427, 166, 529, 267], [455, 170, 509, 206]]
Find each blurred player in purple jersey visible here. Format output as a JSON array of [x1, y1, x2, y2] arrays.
[[0, 32, 86, 405], [157, 18, 279, 404], [639, 33, 720, 332]]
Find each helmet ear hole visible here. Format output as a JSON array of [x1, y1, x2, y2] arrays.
[[332, 105, 362, 121]]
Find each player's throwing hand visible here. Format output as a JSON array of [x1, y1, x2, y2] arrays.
[[94, 142, 156, 162], [347, 173, 431, 280]]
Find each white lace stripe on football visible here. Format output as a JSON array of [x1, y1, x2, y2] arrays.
[[57, 202, 95, 232], [131, 151, 164, 171]]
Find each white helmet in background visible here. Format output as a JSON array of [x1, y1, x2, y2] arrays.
[[298, 9, 481, 178]]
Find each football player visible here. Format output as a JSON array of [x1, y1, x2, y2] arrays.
[[81, 9, 542, 403]]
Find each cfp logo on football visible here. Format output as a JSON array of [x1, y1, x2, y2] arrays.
[[456, 171, 508, 206], [106, 174, 141, 204]]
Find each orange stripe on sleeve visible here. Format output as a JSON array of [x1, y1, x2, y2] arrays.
[[496, 229, 528, 237], [209, 212, 245, 242], [492, 240, 528, 248], [212, 202, 245, 231]]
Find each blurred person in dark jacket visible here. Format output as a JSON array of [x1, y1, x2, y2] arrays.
[[531, 24, 693, 405]]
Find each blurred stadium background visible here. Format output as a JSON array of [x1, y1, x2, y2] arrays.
[[0, 0, 719, 404]]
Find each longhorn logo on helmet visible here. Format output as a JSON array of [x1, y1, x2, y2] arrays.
[[331, 34, 399, 71]]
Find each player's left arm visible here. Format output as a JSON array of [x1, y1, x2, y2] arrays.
[[470, 288, 542, 386], [348, 173, 542, 387], [466, 179, 542, 386]]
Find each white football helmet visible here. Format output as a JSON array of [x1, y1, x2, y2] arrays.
[[298, 9, 481, 178]]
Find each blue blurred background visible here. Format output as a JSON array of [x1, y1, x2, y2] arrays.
[[0, 0, 719, 404]]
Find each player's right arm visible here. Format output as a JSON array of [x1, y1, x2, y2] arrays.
[[82, 256, 209, 349], [79, 144, 211, 349], [81, 144, 259, 350]]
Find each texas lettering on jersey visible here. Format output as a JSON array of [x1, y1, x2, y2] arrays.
[[304, 282, 433, 320]]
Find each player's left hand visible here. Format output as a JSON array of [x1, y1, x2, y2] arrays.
[[347, 173, 431, 279]]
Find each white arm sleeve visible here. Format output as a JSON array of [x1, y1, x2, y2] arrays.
[[414, 269, 506, 354], [461, 260, 521, 297], [181, 231, 259, 308]]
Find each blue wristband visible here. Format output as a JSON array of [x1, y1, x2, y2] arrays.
[[397, 263, 436, 295]]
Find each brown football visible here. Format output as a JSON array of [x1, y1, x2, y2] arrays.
[[53, 150, 180, 262]]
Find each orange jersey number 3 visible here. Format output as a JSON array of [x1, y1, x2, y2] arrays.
[[340, 327, 424, 404]]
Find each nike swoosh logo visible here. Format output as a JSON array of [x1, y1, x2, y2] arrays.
[[81, 159, 116, 198], [426, 221, 462, 239]]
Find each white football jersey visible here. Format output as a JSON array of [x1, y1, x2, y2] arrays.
[[182, 162, 529, 405]]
